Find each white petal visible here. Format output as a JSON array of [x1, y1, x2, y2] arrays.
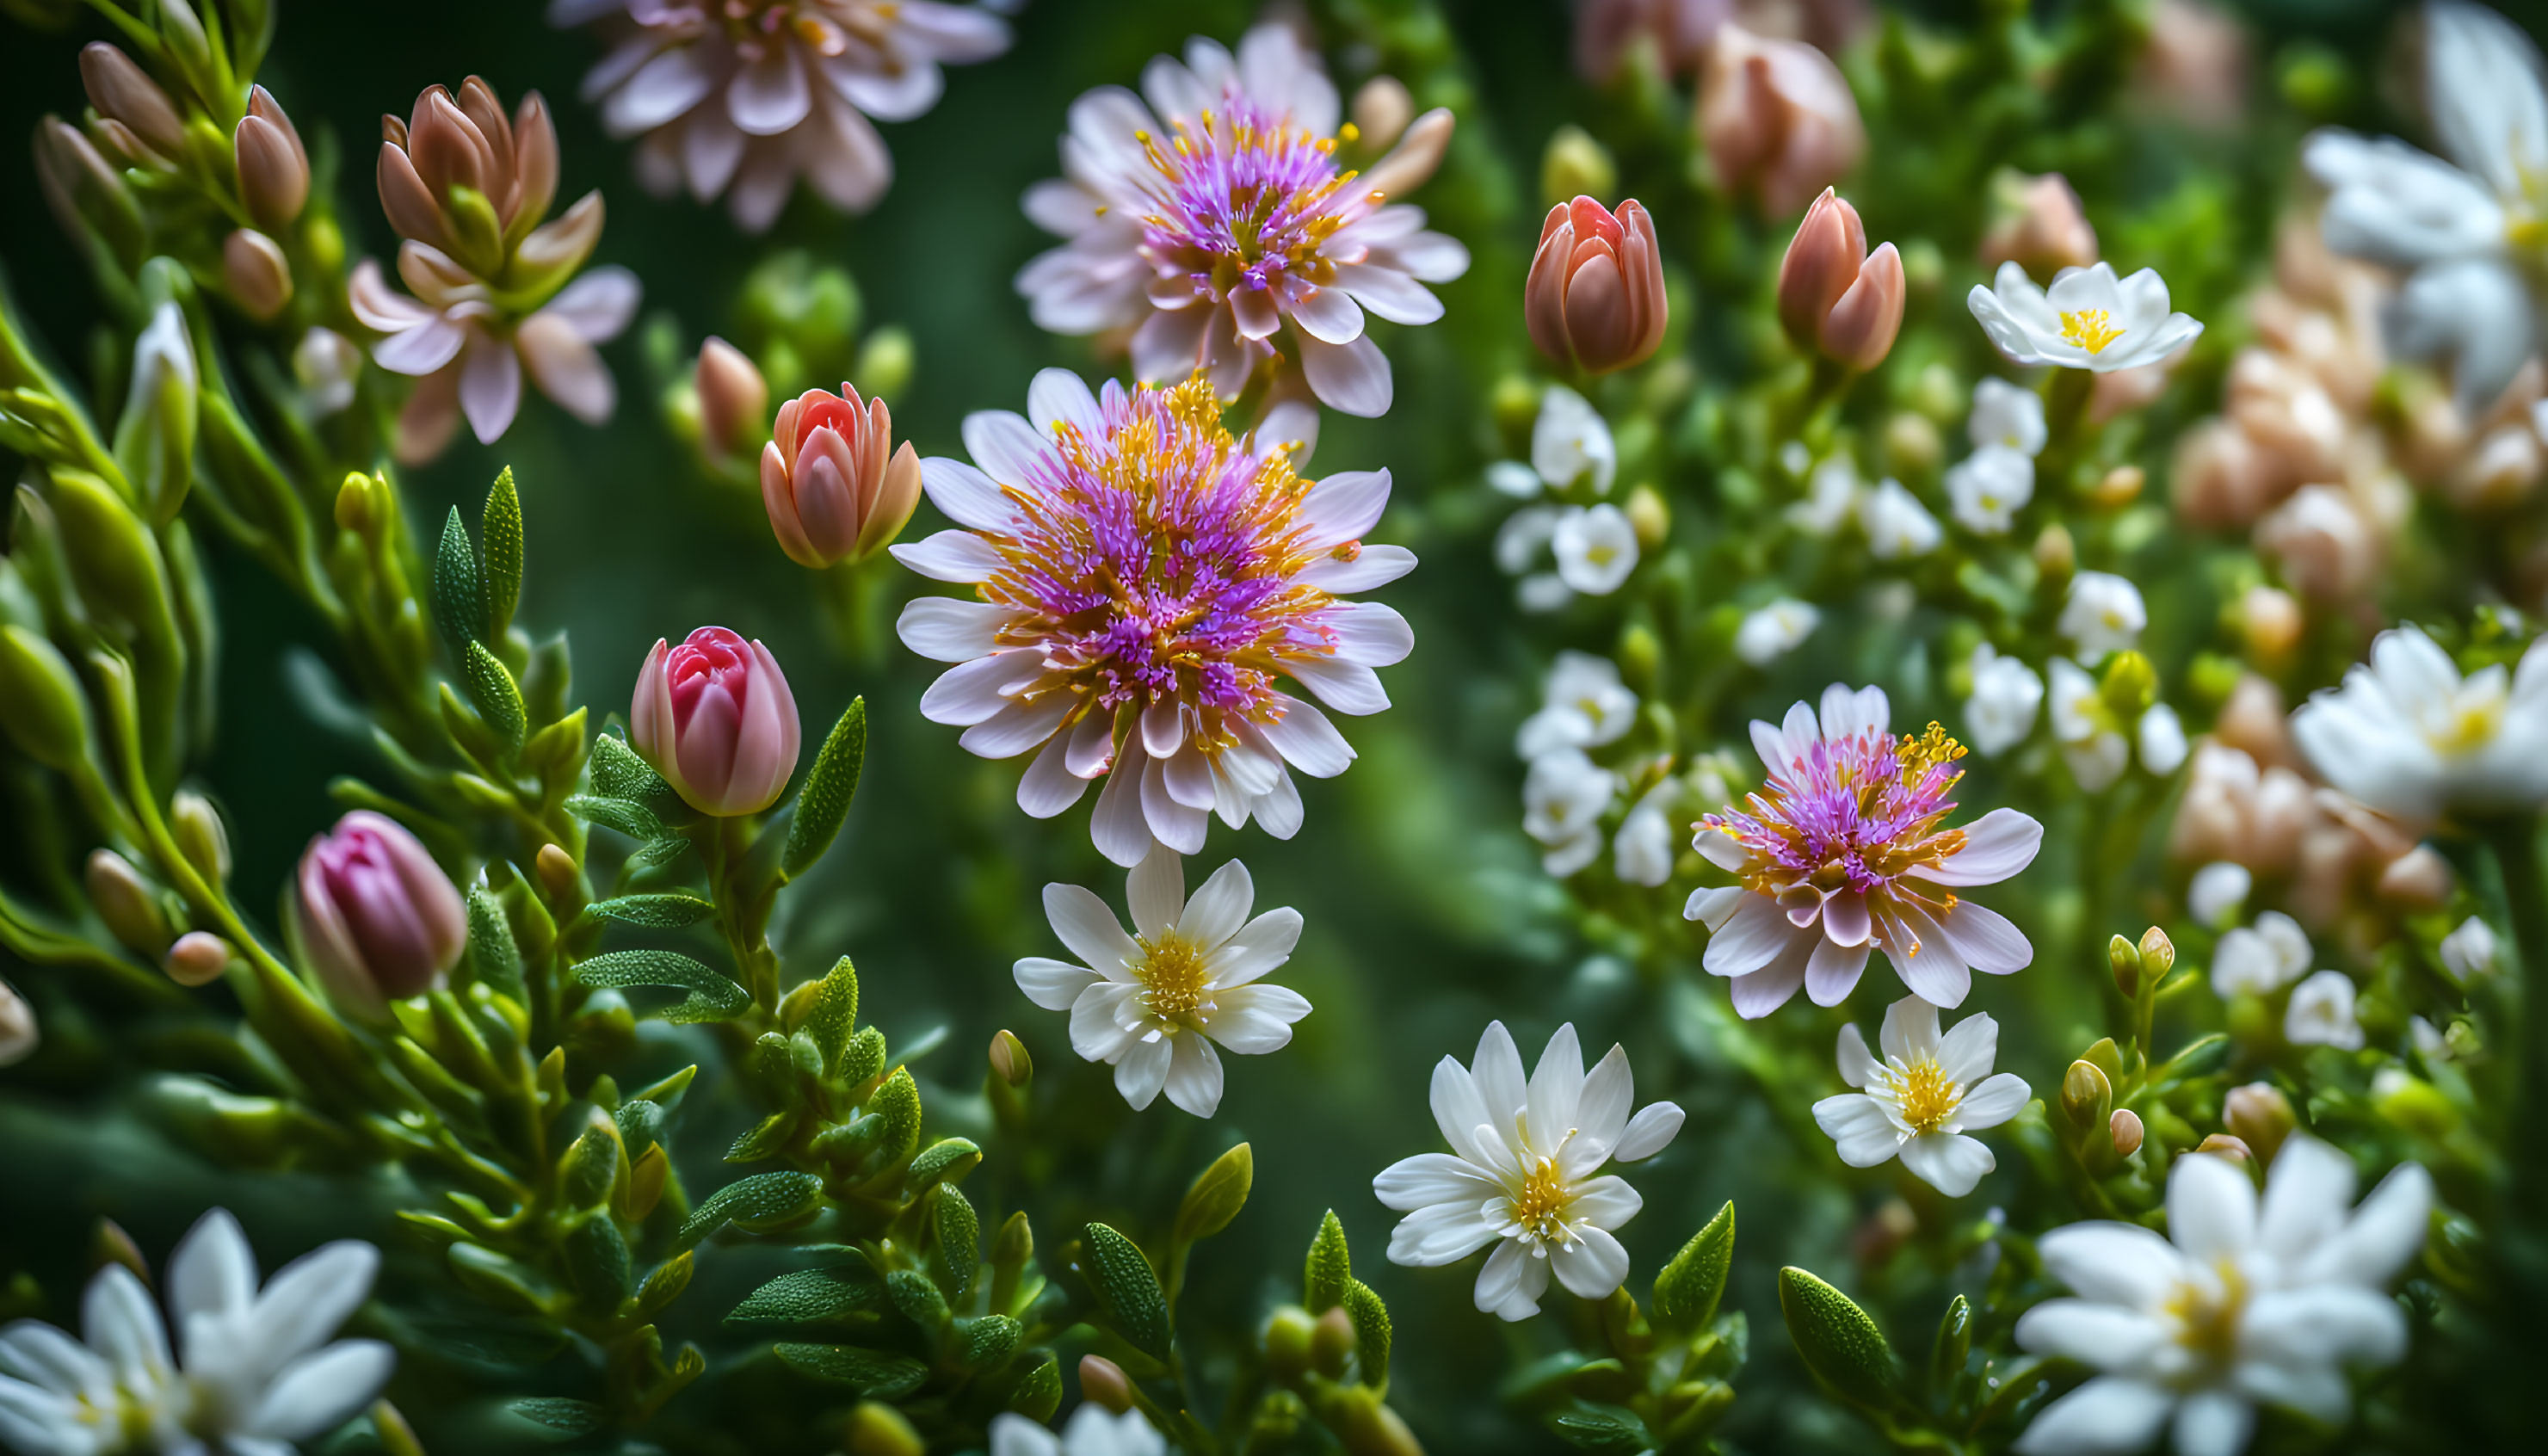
[[1113, 1035, 1174, 1110], [1177, 859, 1255, 949], [1551, 1226, 1631, 1299], [1373, 1152, 1498, 1212], [1899, 1132, 1996, 1197], [919, 457, 1021, 532], [2168, 1151, 2259, 1265], [244, 1340, 395, 1439], [1162, 1034, 1224, 1117], [1042, 883, 1139, 974], [1953, 1073, 2031, 1132], [961, 410, 1051, 485], [897, 597, 1021, 662], [2012, 1378, 2175, 1456], [1015, 957, 1101, 1011]]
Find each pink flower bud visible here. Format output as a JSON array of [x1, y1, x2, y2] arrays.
[[632, 627, 801, 816], [1775, 189, 1903, 369], [78, 43, 184, 160], [292, 811, 466, 1020], [235, 86, 310, 232], [760, 385, 922, 569], [1525, 196, 1669, 375], [695, 336, 769, 461], [1697, 25, 1865, 217], [1979, 171, 2099, 280], [223, 229, 293, 321]]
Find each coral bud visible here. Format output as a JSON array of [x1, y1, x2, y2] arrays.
[[2222, 1083, 2293, 1164], [234, 88, 310, 231], [0, 980, 38, 1067], [78, 44, 184, 160], [223, 229, 293, 321], [632, 627, 802, 816], [2137, 926, 2175, 982], [2108, 934, 2142, 998], [2109, 1108, 2144, 1157], [0, 624, 93, 771], [1540, 125, 1618, 210], [1979, 171, 2099, 279], [1776, 190, 1903, 369], [1698, 25, 1866, 217], [292, 810, 467, 1021], [1526, 196, 1669, 375], [1079, 1354, 1134, 1414], [1350, 75, 1415, 153], [2196, 1132, 2252, 1163], [2060, 1059, 2112, 1130], [760, 386, 922, 568], [988, 1028, 1032, 1087], [694, 336, 769, 461], [86, 848, 170, 958], [170, 789, 231, 884], [164, 931, 231, 987]]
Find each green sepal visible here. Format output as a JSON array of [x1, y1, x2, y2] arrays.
[[1342, 1278, 1391, 1388], [432, 505, 485, 657], [677, 1171, 825, 1247], [781, 696, 865, 879], [1930, 1294, 1972, 1397], [1653, 1202, 1735, 1336], [462, 640, 526, 751], [1082, 1222, 1170, 1361], [1778, 1266, 1896, 1411], [481, 466, 522, 640]]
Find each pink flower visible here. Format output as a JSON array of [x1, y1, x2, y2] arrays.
[[552, 0, 1011, 232], [632, 626, 803, 816], [760, 383, 922, 567], [1015, 22, 1468, 421], [1697, 23, 1866, 217], [1685, 685, 2043, 1015], [293, 811, 467, 1021], [353, 262, 639, 465]]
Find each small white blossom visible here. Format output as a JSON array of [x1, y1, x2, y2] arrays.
[[1967, 260, 2204, 373], [2138, 704, 2188, 774], [1946, 444, 2035, 534], [990, 1406, 1164, 1456], [2187, 861, 2253, 929], [1965, 645, 2044, 756], [2212, 911, 2311, 997], [1970, 376, 2048, 455], [1523, 748, 1619, 877], [2286, 970, 2365, 1050], [1813, 997, 2031, 1198], [2440, 915, 2500, 980], [292, 327, 361, 416], [2050, 658, 2129, 791], [1485, 460, 1543, 498], [1613, 789, 1676, 887], [1552, 504, 1640, 595], [1735, 599, 1821, 666], [1533, 386, 1617, 494], [1494, 506, 1560, 575], [1787, 453, 1863, 536], [2060, 572, 2148, 659], [2409, 1015, 2452, 1064], [1517, 652, 1639, 759], [2289, 625, 2548, 819], [1374, 1021, 1683, 1321], [1517, 572, 1575, 614], [1862, 478, 1943, 559]]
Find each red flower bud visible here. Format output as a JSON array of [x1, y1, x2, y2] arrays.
[[632, 627, 802, 817], [760, 384, 922, 568]]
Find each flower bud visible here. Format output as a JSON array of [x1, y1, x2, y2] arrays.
[[234, 87, 310, 231], [2060, 1058, 2112, 1131], [846, 1403, 924, 1456], [35, 116, 143, 262], [2196, 1132, 2252, 1163], [632, 626, 801, 816], [694, 336, 769, 461], [1525, 196, 1669, 375], [2256, 484, 2378, 602], [223, 229, 293, 321], [2093, 464, 2145, 507], [1539, 125, 1617, 210], [2108, 1107, 2144, 1157], [2377, 844, 2454, 910], [760, 386, 922, 568], [294, 328, 362, 416], [86, 848, 171, 958], [1625, 483, 1670, 548], [292, 810, 467, 1021], [170, 789, 231, 884], [1310, 1305, 1358, 1379], [1775, 189, 1903, 370], [2236, 584, 2302, 663], [988, 1028, 1032, 1087], [2222, 1083, 2293, 1164], [2108, 934, 2142, 999], [536, 841, 579, 901], [1698, 25, 1866, 216], [2099, 651, 2157, 719], [2137, 924, 2175, 980], [118, 302, 199, 525], [1264, 1305, 1316, 1380], [78, 44, 184, 161], [1350, 75, 1415, 153], [164, 930, 231, 987], [0, 624, 93, 771], [1079, 1354, 1133, 1414], [1979, 171, 2098, 279], [0, 980, 38, 1067]]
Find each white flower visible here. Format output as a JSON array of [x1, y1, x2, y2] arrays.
[[1787, 453, 1863, 536], [1970, 376, 2048, 455], [2303, 3, 2546, 410], [1552, 505, 1639, 595], [292, 327, 361, 416], [2187, 861, 2254, 929], [1967, 260, 2204, 373], [1523, 748, 1619, 877], [1861, 478, 1942, 559], [1517, 572, 1575, 614], [1014, 852, 1311, 1119], [2289, 625, 2548, 819], [1533, 386, 1617, 494], [1946, 445, 2035, 534], [2060, 572, 2148, 659], [2409, 1015, 2452, 1064], [1735, 599, 1820, 666], [990, 1405, 1164, 1456], [0, 1208, 392, 1456], [1613, 789, 1676, 887], [1494, 505, 1560, 574], [2138, 704, 2188, 774], [1373, 1022, 1684, 1321], [2212, 911, 2311, 997], [1813, 997, 2031, 1198], [2050, 659, 2130, 792], [2440, 914, 2501, 979], [1965, 645, 2045, 757], [1517, 651, 1639, 759], [2285, 970, 2365, 1050], [2014, 1137, 2432, 1456]]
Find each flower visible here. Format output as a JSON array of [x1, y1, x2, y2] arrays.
[[1775, 188, 1905, 369], [551, 0, 1011, 232], [1527, 196, 1669, 375], [2283, 970, 2364, 1050], [1970, 376, 2049, 455], [759, 382, 921, 567], [292, 811, 466, 1021], [1860, 478, 1940, 558], [891, 371, 1413, 867], [2212, 911, 2310, 996], [1614, 788, 1678, 886], [2013, 1138, 2429, 1456], [1980, 170, 2100, 280], [2187, 861, 2253, 928], [2059, 571, 2148, 659], [2050, 658, 2130, 792], [1735, 598, 1820, 666], [2138, 704, 2189, 774], [695, 336, 769, 460], [1697, 25, 1866, 216], [293, 328, 363, 416], [1786, 452, 1863, 536], [1015, 851, 1309, 1119], [1015, 22, 1467, 419], [2440, 914, 2501, 979], [1516, 651, 1638, 759], [1524, 748, 1619, 876], [0, 1207, 392, 1456], [1373, 1021, 1683, 1321], [2288, 625, 2548, 819], [632, 626, 803, 816], [1946, 445, 2034, 534], [1814, 996, 2030, 1197], [2256, 484, 2381, 602], [1687, 684, 2044, 1014], [989, 1405, 1164, 1456], [1967, 261, 2203, 373], [1507, 386, 1618, 496], [1552, 504, 1640, 594], [354, 77, 639, 463], [2303, 2, 2545, 410], [1963, 645, 2044, 756]]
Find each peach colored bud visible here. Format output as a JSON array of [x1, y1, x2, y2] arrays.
[[2169, 417, 2275, 528], [632, 627, 802, 817], [1698, 25, 1865, 217], [2223, 1083, 2292, 1163], [2451, 423, 2543, 511], [760, 385, 922, 568], [2109, 1107, 2144, 1157], [1079, 1355, 1133, 1414], [2138, 0, 2249, 130], [85, 848, 170, 958], [0, 981, 34, 1067], [379, 77, 560, 266], [2213, 674, 2292, 767], [1350, 75, 1415, 153], [2227, 349, 2345, 484], [988, 1029, 1032, 1087], [2377, 844, 2454, 910], [1980, 171, 2099, 279], [223, 229, 293, 321], [1576, 0, 1726, 83], [695, 337, 768, 460], [2256, 484, 2378, 602], [164, 931, 232, 987], [2236, 583, 2303, 662], [2092, 464, 2146, 507], [1526, 196, 1669, 375], [235, 89, 309, 231], [2088, 355, 2179, 425], [293, 811, 466, 1021], [2195, 1132, 2253, 1163], [78, 43, 183, 160], [1775, 189, 1902, 369]]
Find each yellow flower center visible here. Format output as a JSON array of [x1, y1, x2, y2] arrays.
[[1135, 933, 1211, 1021], [1887, 1056, 1960, 1133], [2162, 1258, 2249, 1369], [1507, 1155, 1572, 1241], [2059, 308, 2123, 355], [2430, 690, 2507, 756]]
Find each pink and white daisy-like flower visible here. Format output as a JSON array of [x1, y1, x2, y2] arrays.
[[892, 369, 1415, 867], [351, 261, 640, 463], [1015, 22, 1468, 421], [552, 0, 1011, 232], [1685, 684, 2044, 1016]]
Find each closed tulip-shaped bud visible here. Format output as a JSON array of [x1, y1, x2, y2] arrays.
[[85, 849, 170, 958], [115, 302, 198, 525], [988, 1028, 1032, 1087], [694, 336, 768, 460], [1819, 240, 1903, 369], [1776, 189, 1903, 369], [2107, 934, 2142, 999], [223, 229, 293, 320], [1525, 196, 1669, 375], [170, 789, 231, 884], [35, 116, 141, 257], [2196, 1132, 2252, 1163], [2223, 1083, 2293, 1163], [1697, 25, 1866, 216], [77, 44, 184, 162], [1979, 171, 2099, 279], [2137, 925, 2175, 982], [0, 981, 34, 1067], [234, 87, 310, 231], [0, 624, 92, 772], [759, 386, 921, 568], [2109, 1107, 2144, 1157], [164, 930, 231, 987], [632, 627, 801, 815], [2060, 1059, 2112, 1131], [292, 810, 467, 1021], [1079, 1354, 1133, 1414]]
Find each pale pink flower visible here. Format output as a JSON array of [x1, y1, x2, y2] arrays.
[[293, 811, 466, 1021], [351, 262, 639, 464]]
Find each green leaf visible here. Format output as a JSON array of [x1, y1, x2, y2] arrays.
[[773, 1343, 928, 1397], [908, 1138, 982, 1190], [589, 893, 714, 929], [588, 731, 668, 801], [1173, 1142, 1253, 1249], [1547, 1400, 1653, 1454], [1779, 1266, 1896, 1411], [462, 640, 526, 751], [466, 887, 522, 996], [868, 1066, 921, 1163], [565, 793, 663, 842], [678, 1171, 825, 1247], [629, 836, 691, 868], [1342, 1278, 1391, 1387], [432, 505, 485, 657], [1083, 1223, 1170, 1361], [805, 956, 860, 1072], [505, 1398, 602, 1435], [614, 1098, 663, 1157], [839, 1027, 887, 1087], [885, 1268, 950, 1329], [935, 1186, 979, 1300], [958, 1314, 1021, 1369], [1006, 1350, 1062, 1420], [576, 950, 750, 1024], [562, 1218, 632, 1311], [782, 696, 866, 879], [1654, 1202, 1735, 1335], [725, 1267, 885, 1326], [1930, 1294, 1972, 1397], [1304, 1209, 1350, 1313], [481, 466, 522, 639], [726, 1112, 796, 1163]]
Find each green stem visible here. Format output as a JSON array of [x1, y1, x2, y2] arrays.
[[2488, 814, 2548, 1218]]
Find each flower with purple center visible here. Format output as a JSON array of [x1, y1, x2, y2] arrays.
[[1016, 23, 1469, 428], [893, 369, 1416, 867], [1685, 684, 2045, 1017]]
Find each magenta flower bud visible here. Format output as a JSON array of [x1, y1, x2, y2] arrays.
[[292, 811, 466, 1020], [632, 626, 801, 816]]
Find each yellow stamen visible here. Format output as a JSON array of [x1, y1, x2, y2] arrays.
[[1891, 1057, 1959, 1133], [2059, 308, 2123, 355], [1507, 1155, 1571, 1240], [1135, 933, 1210, 1021], [2162, 1259, 2249, 1367]]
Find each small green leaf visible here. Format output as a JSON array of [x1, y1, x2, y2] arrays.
[[588, 731, 669, 801], [1083, 1223, 1170, 1361], [566, 793, 668, 841], [1342, 1278, 1391, 1387], [1006, 1350, 1062, 1420], [629, 836, 691, 868], [614, 1099, 663, 1157], [432, 505, 485, 657], [773, 1343, 928, 1397], [805, 956, 859, 1072], [958, 1313, 1021, 1369], [782, 697, 866, 879], [1654, 1202, 1735, 1334], [1305, 1209, 1350, 1313], [481, 466, 522, 639], [678, 1171, 825, 1247], [1173, 1142, 1254, 1249], [1930, 1294, 1972, 1397], [725, 1267, 884, 1326], [562, 1218, 632, 1311], [908, 1138, 982, 1191], [935, 1186, 979, 1300], [867, 1066, 921, 1163], [576, 949, 750, 1024], [589, 893, 714, 929], [505, 1397, 602, 1434], [462, 640, 527, 750], [886, 1268, 950, 1329], [839, 1027, 887, 1087], [466, 887, 522, 996], [1779, 1266, 1896, 1411], [726, 1112, 796, 1163], [1547, 1400, 1653, 1454]]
